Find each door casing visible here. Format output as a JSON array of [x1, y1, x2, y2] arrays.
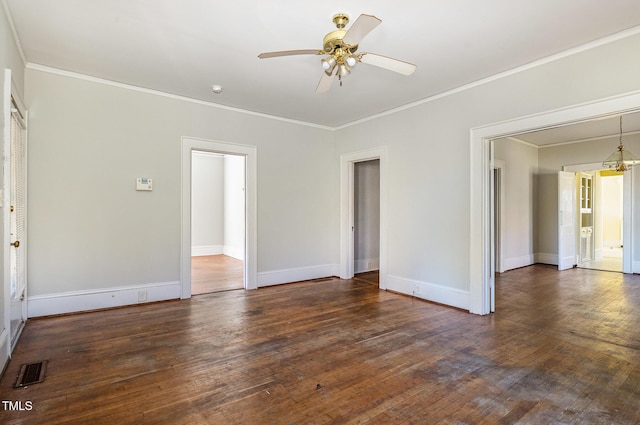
[[340, 147, 387, 289], [471, 90, 640, 315], [181, 137, 257, 298]]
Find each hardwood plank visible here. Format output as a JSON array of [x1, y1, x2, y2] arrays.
[[1, 265, 640, 423]]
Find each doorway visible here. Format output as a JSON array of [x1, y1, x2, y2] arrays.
[[181, 137, 258, 299], [471, 92, 640, 315], [578, 170, 623, 272], [353, 159, 380, 286], [340, 147, 387, 289], [3, 70, 28, 352], [560, 163, 631, 274], [190, 151, 245, 294]]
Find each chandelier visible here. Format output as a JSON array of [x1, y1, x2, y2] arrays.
[[602, 116, 640, 172]]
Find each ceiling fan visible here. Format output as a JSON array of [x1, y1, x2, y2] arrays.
[[258, 13, 417, 93]]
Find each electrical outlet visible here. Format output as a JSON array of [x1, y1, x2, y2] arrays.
[[138, 290, 147, 302]]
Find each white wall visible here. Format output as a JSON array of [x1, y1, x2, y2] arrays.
[[223, 154, 245, 260], [25, 68, 338, 316], [354, 160, 380, 273], [494, 139, 539, 271], [191, 152, 245, 260], [191, 152, 224, 256], [335, 32, 640, 309], [600, 174, 623, 248]]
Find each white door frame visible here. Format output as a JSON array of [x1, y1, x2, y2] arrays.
[[488, 158, 505, 313], [181, 137, 257, 297], [491, 159, 505, 274], [471, 90, 640, 315], [340, 147, 387, 289]]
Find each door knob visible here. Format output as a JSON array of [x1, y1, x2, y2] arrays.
[[11, 240, 19, 248]]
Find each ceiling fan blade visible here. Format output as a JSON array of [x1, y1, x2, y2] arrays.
[[316, 70, 334, 94], [343, 14, 382, 46], [258, 49, 324, 59], [359, 53, 417, 76]]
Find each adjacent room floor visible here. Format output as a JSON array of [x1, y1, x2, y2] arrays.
[[191, 254, 244, 294], [1, 264, 639, 424], [579, 246, 623, 272], [354, 270, 379, 286]]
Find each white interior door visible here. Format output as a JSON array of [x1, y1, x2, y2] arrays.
[[9, 99, 27, 349], [558, 171, 577, 270]]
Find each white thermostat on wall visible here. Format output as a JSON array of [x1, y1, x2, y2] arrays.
[[136, 177, 153, 191]]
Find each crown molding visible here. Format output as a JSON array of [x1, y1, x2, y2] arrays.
[[1, 0, 27, 66]]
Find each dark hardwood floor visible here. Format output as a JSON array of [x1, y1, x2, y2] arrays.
[[1, 264, 640, 424], [191, 254, 244, 294]]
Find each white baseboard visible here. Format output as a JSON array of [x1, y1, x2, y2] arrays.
[[258, 264, 339, 287], [354, 258, 379, 274], [503, 254, 535, 271], [534, 252, 558, 266], [633, 261, 640, 274], [192, 245, 223, 256], [223, 245, 244, 261], [595, 248, 603, 261], [603, 240, 622, 248], [386, 275, 470, 311], [0, 329, 9, 378], [27, 281, 181, 318]]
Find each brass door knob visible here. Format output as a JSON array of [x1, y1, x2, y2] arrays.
[[11, 240, 19, 248]]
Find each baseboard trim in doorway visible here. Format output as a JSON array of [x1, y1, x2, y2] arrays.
[[535, 253, 558, 266], [354, 258, 380, 274], [503, 254, 535, 272], [27, 281, 181, 317], [386, 275, 470, 311], [258, 264, 340, 287], [191, 245, 224, 256]]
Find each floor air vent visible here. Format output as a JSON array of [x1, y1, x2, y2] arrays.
[[14, 360, 47, 388]]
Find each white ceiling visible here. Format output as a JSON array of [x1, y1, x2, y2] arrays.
[[4, 0, 640, 132]]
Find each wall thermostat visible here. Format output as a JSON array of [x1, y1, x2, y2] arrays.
[[136, 177, 153, 191]]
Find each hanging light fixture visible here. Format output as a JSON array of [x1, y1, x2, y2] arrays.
[[602, 116, 640, 172], [321, 56, 337, 74]]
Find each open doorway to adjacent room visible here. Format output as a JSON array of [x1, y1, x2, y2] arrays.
[[190, 150, 245, 294], [353, 159, 380, 286], [484, 108, 640, 314], [577, 170, 623, 272]]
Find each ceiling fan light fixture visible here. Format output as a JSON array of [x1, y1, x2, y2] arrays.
[[337, 63, 351, 78], [258, 13, 417, 93], [321, 56, 337, 72], [603, 116, 640, 172]]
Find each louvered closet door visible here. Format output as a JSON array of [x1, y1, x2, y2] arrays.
[[9, 99, 27, 349]]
